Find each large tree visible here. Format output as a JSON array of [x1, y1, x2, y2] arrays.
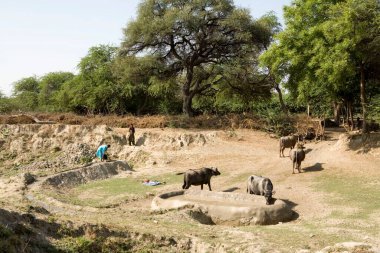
[[121, 0, 261, 116], [38, 72, 74, 111], [324, 0, 380, 131], [58, 45, 130, 114], [253, 12, 288, 114], [0, 92, 13, 113], [261, 0, 380, 128], [113, 55, 182, 114], [12, 76, 40, 111]]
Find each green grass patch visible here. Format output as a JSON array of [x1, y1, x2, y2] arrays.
[[228, 172, 252, 185], [240, 224, 352, 252], [312, 173, 380, 238], [48, 173, 182, 208], [228, 170, 267, 185], [56, 236, 135, 253], [138, 172, 183, 185], [314, 174, 380, 219], [234, 173, 380, 251]]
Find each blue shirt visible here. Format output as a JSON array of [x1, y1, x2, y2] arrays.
[[96, 145, 108, 159]]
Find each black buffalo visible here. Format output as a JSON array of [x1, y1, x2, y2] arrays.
[[180, 167, 221, 191], [247, 175, 274, 205], [290, 143, 306, 174], [279, 134, 298, 157]]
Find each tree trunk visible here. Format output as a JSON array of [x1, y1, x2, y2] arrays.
[[333, 101, 341, 124], [182, 66, 194, 117], [341, 106, 345, 126], [182, 95, 194, 117], [273, 84, 288, 115], [347, 102, 350, 130], [348, 101, 354, 131], [360, 62, 367, 134], [307, 104, 310, 117]]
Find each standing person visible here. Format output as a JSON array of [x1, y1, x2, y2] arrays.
[[128, 124, 135, 146], [96, 144, 110, 162]]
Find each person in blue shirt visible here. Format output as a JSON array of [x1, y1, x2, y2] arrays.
[[96, 144, 110, 161]]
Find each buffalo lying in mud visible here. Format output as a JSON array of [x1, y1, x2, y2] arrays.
[[177, 167, 221, 191]]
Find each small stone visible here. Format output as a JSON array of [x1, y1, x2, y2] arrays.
[[153, 220, 158, 224], [309, 234, 315, 238]]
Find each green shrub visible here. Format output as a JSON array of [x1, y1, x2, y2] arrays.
[[58, 236, 134, 253], [0, 225, 11, 238], [80, 156, 93, 164]]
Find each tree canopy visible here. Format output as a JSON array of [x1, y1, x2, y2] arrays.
[[59, 45, 125, 114], [12, 76, 40, 111], [120, 0, 275, 116], [261, 0, 380, 125], [38, 72, 75, 111]]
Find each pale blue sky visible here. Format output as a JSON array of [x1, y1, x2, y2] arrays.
[[0, 0, 291, 96]]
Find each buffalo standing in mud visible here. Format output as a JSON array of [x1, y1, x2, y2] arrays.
[[179, 167, 220, 191], [247, 175, 274, 205]]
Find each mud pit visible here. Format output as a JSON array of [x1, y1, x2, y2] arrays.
[[152, 190, 294, 225]]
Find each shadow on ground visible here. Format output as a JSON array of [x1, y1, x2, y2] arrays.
[[223, 187, 240, 192], [280, 199, 299, 221], [0, 208, 61, 252], [303, 163, 324, 172], [0, 207, 146, 252], [304, 148, 313, 154]]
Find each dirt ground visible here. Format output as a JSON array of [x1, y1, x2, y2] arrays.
[[0, 120, 379, 252]]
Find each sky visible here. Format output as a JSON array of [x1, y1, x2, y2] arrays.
[[0, 0, 292, 96]]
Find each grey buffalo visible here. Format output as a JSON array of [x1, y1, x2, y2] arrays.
[[247, 175, 274, 205], [289, 143, 306, 174], [180, 167, 220, 191], [279, 134, 299, 157]]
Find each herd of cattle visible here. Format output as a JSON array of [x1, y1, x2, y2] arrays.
[[179, 134, 306, 205]]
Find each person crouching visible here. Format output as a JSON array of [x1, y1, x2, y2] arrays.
[[96, 144, 110, 162]]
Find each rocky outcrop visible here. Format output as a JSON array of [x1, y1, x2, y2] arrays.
[[43, 161, 131, 188]]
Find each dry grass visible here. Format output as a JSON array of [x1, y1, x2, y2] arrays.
[[294, 114, 325, 139], [0, 113, 265, 130]]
